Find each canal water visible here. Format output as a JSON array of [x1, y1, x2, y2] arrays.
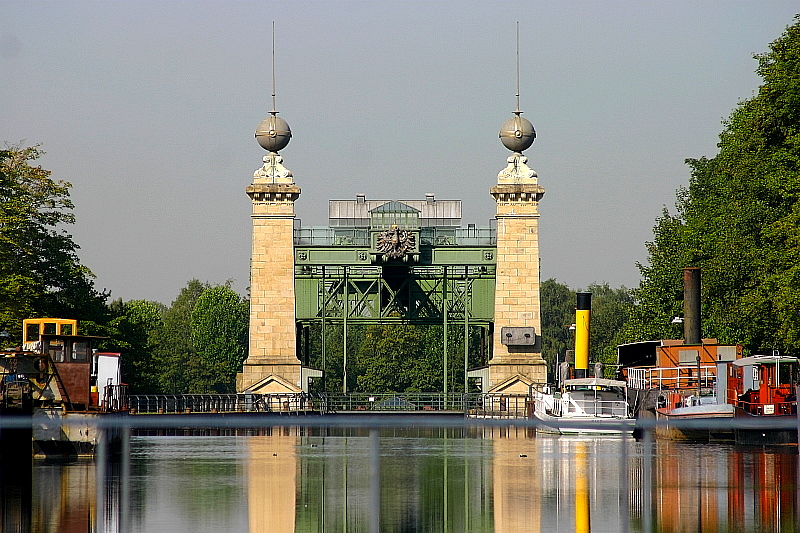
[[7, 424, 800, 532]]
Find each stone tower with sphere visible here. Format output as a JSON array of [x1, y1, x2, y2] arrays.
[[487, 103, 548, 390], [236, 104, 308, 393]]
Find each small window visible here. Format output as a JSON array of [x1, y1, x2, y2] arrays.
[[26, 324, 40, 343], [47, 341, 65, 363], [61, 323, 73, 336], [678, 349, 700, 365], [72, 341, 89, 362], [43, 322, 57, 335]]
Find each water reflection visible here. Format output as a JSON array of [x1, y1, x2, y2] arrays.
[[644, 441, 800, 532], [248, 428, 296, 533], [11, 424, 800, 532]]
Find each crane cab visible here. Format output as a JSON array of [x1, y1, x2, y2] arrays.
[[18, 318, 123, 411]]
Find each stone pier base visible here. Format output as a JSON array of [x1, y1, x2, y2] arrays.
[[237, 363, 303, 393], [488, 359, 548, 392]]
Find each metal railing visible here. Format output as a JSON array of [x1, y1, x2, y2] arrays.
[[726, 396, 797, 416], [126, 392, 533, 417], [100, 384, 128, 412], [322, 392, 467, 412], [294, 227, 371, 246], [627, 365, 717, 390], [127, 393, 319, 415], [293, 226, 497, 247], [419, 227, 496, 246], [464, 393, 531, 419], [551, 398, 628, 418]]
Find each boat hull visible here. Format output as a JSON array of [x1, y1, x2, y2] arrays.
[[533, 411, 635, 435], [31, 409, 123, 458], [731, 410, 798, 446], [654, 404, 734, 442]]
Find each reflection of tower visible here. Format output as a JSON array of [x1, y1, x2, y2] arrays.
[[247, 429, 297, 533], [491, 427, 541, 533], [488, 35, 547, 389]]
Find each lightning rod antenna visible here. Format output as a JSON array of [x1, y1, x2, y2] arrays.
[[271, 21, 277, 114], [515, 21, 521, 114]]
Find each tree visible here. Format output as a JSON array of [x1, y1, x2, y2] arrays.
[[145, 280, 250, 394], [191, 283, 249, 392], [0, 144, 107, 340], [540, 279, 633, 379], [101, 298, 167, 393], [586, 283, 634, 370], [540, 279, 576, 376], [629, 17, 800, 355], [152, 279, 211, 393], [355, 323, 420, 392]]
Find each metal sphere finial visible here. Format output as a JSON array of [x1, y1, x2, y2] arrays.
[[499, 112, 535, 152], [255, 112, 292, 152]]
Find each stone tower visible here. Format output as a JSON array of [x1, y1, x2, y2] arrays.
[[237, 109, 305, 393], [488, 108, 548, 389]]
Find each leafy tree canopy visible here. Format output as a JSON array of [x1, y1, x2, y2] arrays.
[[628, 17, 800, 355], [133, 280, 250, 394], [101, 298, 167, 393], [0, 144, 107, 342], [541, 279, 633, 378], [191, 283, 249, 391]]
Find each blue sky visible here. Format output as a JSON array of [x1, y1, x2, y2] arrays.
[[2, 1, 797, 304]]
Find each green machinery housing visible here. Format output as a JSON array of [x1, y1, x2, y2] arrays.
[[293, 195, 496, 391]]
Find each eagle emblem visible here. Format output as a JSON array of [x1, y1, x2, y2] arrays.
[[376, 225, 416, 260]]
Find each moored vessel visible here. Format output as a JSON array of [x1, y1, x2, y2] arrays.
[[533, 378, 634, 435], [724, 354, 798, 446], [1, 318, 126, 457], [654, 391, 734, 442]]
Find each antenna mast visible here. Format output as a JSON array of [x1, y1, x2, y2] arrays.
[[271, 21, 277, 114], [515, 21, 521, 114]]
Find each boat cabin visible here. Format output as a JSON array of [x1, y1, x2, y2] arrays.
[[619, 340, 742, 391], [553, 378, 629, 418], [723, 355, 798, 417]]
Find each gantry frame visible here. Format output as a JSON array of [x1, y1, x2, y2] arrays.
[[294, 255, 496, 393]]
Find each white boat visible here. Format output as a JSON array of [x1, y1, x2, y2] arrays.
[[533, 378, 634, 435]]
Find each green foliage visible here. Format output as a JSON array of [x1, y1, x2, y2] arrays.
[[630, 17, 800, 355], [98, 281, 249, 394], [354, 323, 428, 392], [541, 279, 633, 378], [152, 279, 212, 393], [540, 279, 576, 375], [102, 299, 167, 393], [586, 283, 634, 369], [306, 321, 485, 394], [191, 284, 249, 392], [0, 144, 108, 342]]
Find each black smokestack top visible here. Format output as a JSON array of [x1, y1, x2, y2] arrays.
[[683, 267, 701, 345], [576, 292, 592, 311]]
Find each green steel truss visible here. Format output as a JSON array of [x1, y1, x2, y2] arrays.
[[293, 231, 497, 393], [295, 265, 495, 326]]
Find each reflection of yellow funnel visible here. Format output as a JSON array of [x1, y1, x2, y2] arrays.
[[574, 293, 591, 378], [575, 441, 590, 533]]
